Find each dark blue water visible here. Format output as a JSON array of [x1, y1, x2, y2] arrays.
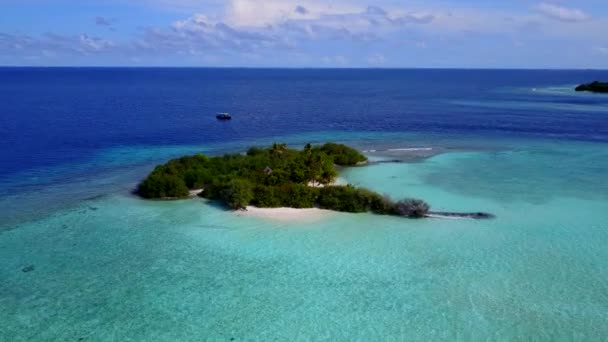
[[2, 68, 608, 177]]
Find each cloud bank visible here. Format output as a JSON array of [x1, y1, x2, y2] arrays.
[[537, 3, 590, 22], [0, 0, 606, 68]]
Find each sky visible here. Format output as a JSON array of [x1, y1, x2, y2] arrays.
[[1, 0, 607, 68]]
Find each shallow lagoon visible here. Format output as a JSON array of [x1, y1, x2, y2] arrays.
[[2, 136, 607, 341]]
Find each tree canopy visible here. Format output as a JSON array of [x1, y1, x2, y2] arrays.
[[575, 81, 608, 94], [137, 142, 430, 218]]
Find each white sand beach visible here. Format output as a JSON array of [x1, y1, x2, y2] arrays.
[[188, 189, 204, 197], [239, 206, 333, 222], [307, 177, 347, 188]]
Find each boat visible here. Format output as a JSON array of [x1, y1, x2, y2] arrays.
[[216, 112, 232, 120]]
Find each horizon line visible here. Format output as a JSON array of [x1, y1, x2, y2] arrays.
[[1, 66, 607, 71]]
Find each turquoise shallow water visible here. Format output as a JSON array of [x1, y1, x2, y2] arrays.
[[1, 135, 608, 340]]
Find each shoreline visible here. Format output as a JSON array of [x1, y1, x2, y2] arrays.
[[307, 177, 347, 188], [238, 206, 334, 222]]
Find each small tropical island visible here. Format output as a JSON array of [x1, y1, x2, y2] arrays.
[[137, 143, 494, 220], [575, 81, 608, 94]]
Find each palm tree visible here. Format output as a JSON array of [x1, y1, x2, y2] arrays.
[[306, 153, 322, 185], [270, 143, 288, 156]]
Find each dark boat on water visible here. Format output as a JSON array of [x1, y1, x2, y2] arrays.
[[216, 112, 232, 120]]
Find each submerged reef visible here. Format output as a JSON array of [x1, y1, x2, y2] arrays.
[[21, 265, 35, 273]]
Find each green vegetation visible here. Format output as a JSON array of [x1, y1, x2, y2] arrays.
[[220, 179, 254, 210], [316, 142, 368, 165], [575, 81, 608, 94], [137, 172, 190, 199], [137, 142, 431, 218]]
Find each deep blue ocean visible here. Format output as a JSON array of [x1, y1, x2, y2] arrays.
[[2, 68, 608, 340], [2, 68, 608, 177]]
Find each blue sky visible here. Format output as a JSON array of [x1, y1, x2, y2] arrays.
[[1, 0, 607, 68]]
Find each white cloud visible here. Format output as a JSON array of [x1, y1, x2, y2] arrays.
[[78, 34, 114, 52], [0, 32, 115, 57], [225, 0, 353, 27], [537, 3, 589, 22], [367, 53, 386, 66], [3, 0, 608, 68], [225, 0, 433, 29]]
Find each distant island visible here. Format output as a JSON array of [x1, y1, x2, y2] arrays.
[[575, 81, 608, 93], [137, 143, 493, 220]]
